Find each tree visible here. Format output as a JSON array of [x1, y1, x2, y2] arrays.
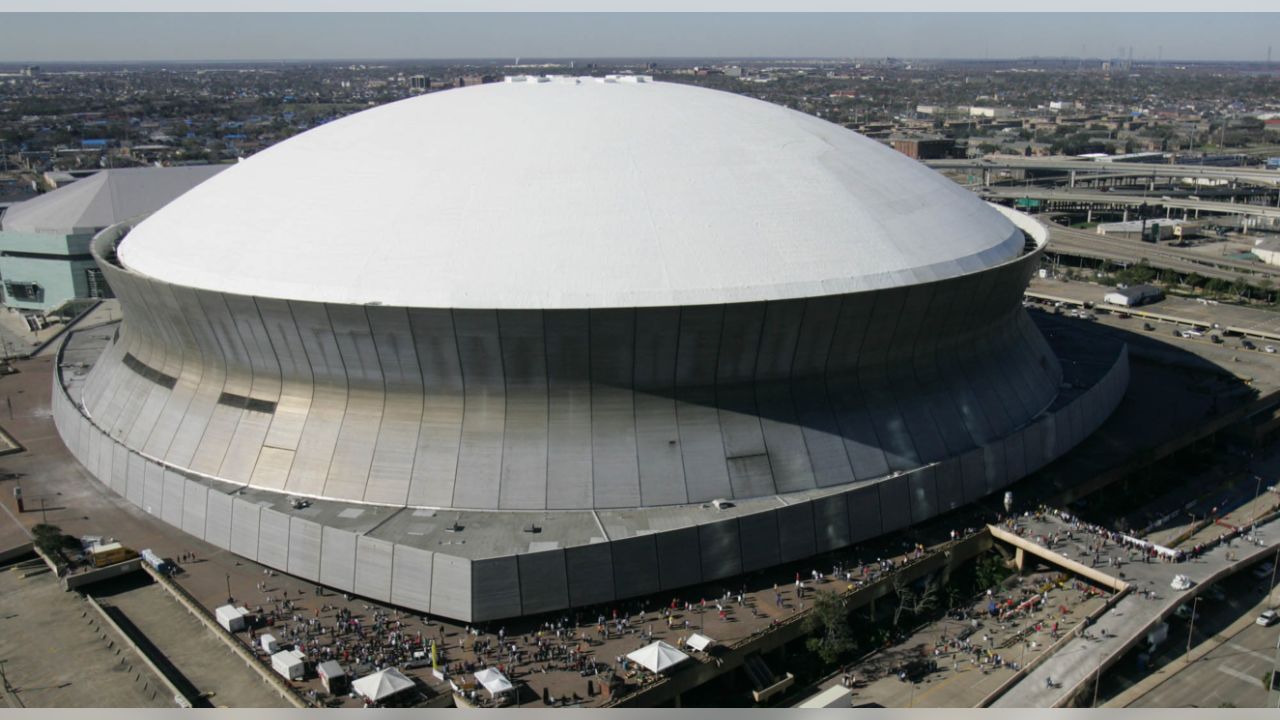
[[892, 574, 940, 627], [804, 590, 855, 665]]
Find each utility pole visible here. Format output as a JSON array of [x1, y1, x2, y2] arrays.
[[1185, 596, 1202, 662]]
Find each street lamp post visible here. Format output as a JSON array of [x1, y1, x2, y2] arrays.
[[225, 573, 233, 605], [1185, 597, 1203, 662]]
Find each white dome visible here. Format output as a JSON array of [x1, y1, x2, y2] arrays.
[[118, 76, 1023, 309]]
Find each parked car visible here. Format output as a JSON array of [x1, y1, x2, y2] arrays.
[[1243, 340, 1257, 350], [1256, 610, 1278, 627], [1267, 346, 1277, 354], [1143, 322, 1155, 332]]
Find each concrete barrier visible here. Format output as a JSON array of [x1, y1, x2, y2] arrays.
[[140, 564, 309, 708]]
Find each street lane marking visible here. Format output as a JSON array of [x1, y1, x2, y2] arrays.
[[1216, 664, 1261, 684], [1226, 642, 1274, 664]]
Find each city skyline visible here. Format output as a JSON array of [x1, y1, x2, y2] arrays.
[[0, 12, 1277, 63]]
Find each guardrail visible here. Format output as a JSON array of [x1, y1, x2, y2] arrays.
[[84, 594, 192, 708]]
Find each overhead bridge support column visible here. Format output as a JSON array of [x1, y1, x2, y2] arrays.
[[1014, 546, 1026, 573], [1069, 170, 1076, 189]]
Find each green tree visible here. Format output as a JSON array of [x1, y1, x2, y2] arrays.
[[804, 590, 855, 665]]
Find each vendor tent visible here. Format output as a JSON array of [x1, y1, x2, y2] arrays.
[[353, 668, 415, 703], [685, 633, 715, 652], [474, 667, 514, 697], [626, 641, 690, 673]]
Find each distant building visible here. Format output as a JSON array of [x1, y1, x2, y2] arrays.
[[968, 106, 1014, 119], [890, 137, 956, 160], [1103, 284, 1164, 307], [0, 165, 227, 312], [409, 75, 429, 91]]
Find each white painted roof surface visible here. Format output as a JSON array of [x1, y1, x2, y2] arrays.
[[119, 77, 1023, 309]]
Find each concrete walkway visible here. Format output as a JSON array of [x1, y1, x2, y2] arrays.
[[990, 512, 1280, 707]]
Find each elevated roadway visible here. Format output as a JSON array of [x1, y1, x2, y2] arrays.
[[1044, 223, 1280, 283], [982, 187, 1280, 220], [927, 157, 1280, 187]]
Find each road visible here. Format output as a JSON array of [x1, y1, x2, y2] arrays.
[[926, 158, 1280, 188], [982, 186, 1280, 220], [1129, 615, 1279, 708], [1044, 223, 1280, 283]]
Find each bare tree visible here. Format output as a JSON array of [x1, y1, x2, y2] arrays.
[[892, 573, 940, 627]]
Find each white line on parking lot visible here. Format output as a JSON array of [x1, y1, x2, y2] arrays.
[[1226, 641, 1275, 664], [1216, 664, 1263, 684]]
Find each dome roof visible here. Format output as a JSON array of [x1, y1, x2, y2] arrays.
[[118, 76, 1023, 309]]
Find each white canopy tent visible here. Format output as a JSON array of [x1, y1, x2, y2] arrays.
[[685, 633, 715, 652], [626, 641, 690, 673], [352, 668, 415, 703], [473, 667, 514, 697]]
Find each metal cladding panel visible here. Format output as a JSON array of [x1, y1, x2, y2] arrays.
[[811, 493, 851, 553], [188, 403, 244, 478], [517, 550, 569, 616], [354, 535, 394, 604], [108, 440, 127, 496], [497, 310, 549, 510], [285, 301, 346, 498], [452, 309, 506, 510], [937, 346, 995, 447], [544, 311, 593, 509], [162, 286, 226, 469], [589, 309, 640, 509], [406, 308, 463, 508], [257, 507, 291, 571], [1020, 418, 1046, 476], [960, 447, 988, 504], [256, 297, 314, 454], [1054, 403, 1074, 457], [230, 498, 261, 561], [828, 381, 892, 483], [428, 553, 468, 621], [1038, 415, 1058, 469], [611, 534, 660, 599], [755, 300, 805, 381], [390, 544, 435, 613], [756, 383, 816, 493], [717, 303, 765, 385], [790, 296, 839, 377], [654, 526, 702, 591], [126, 452, 146, 506], [142, 461, 164, 517], [633, 308, 686, 507], [634, 392, 688, 506], [896, 393, 949, 465], [738, 511, 780, 572], [565, 540, 614, 602], [776, 502, 816, 564], [983, 442, 1009, 497], [677, 388, 733, 504], [719, 385, 774, 498], [472, 556, 521, 621], [204, 490, 234, 550], [794, 378, 856, 488], [846, 484, 883, 543], [697, 518, 742, 582], [181, 480, 208, 539], [566, 542, 615, 607], [862, 384, 921, 474], [1003, 431, 1027, 486], [934, 457, 964, 514], [907, 466, 938, 524], [365, 307, 424, 506], [224, 292, 283, 399], [319, 526, 358, 593], [877, 474, 913, 534], [287, 518, 322, 582], [324, 305, 384, 501]]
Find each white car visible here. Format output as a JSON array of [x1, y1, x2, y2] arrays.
[[1257, 610, 1278, 627], [1267, 346, 1278, 354]]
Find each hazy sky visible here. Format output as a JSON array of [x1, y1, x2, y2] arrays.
[[0, 13, 1277, 63]]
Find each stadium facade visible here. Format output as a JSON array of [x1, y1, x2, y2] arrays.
[[52, 76, 1128, 621]]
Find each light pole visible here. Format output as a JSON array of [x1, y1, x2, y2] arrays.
[[1185, 596, 1202, 662], [225, 573, 233, 605], [1270, 546, 1280, 608], [1252, 474, 1264, 530]]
